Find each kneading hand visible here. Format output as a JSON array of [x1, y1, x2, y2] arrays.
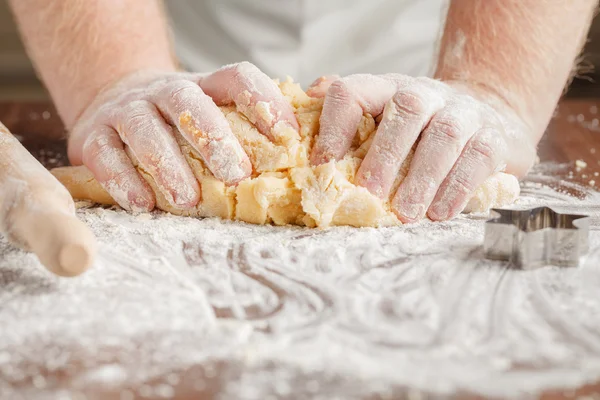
[[68, 62, 299, 212], [309, 74, 536, 223]]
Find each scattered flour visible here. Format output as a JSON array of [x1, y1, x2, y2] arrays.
[[576, 159, 588, 171], [1, 162, 600, 399]]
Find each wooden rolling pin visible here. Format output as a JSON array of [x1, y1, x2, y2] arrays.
[[0, 122, 96, 277]]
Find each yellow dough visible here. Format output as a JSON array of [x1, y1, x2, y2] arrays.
[[51, 79, 520, 228]]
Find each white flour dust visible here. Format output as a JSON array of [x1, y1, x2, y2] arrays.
[[2, 162, 600, 399]]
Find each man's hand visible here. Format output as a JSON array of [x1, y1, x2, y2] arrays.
[[309, 74, 535, 223], [310, 0, 596, 223], [8, 0, 299, 212], [69, 63, 299, 212]]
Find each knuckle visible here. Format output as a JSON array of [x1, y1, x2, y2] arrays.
[[95, 103, 118, 121], [468, 132, 501, 168], [392, 90, 427, 118], [81, 139, 99, 162], [452, 173, 476, 195], [326, 78, 354, 102], [165, 80, 199, 105], [81, 133, 98, 155], [82, 129, 116, 159], [429, 117, 464, 143], [121, 101, 155, 134]]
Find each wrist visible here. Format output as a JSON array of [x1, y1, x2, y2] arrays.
[[442, 79, 538, 177]]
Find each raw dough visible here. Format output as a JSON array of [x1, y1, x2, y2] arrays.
[[51, 79, 520, 228]]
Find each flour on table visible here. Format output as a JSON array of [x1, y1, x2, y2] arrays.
[[51, 78, 519, 228], [1, 164, 600, 399]]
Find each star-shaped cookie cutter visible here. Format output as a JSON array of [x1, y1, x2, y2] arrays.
[[484, 206, 590, 269]]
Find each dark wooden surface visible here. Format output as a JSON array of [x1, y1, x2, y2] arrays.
[[541, 100, 600, 168], [2, 100, 600, 400]]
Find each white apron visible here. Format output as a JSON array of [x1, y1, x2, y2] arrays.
[[164, 0, 447, 87]]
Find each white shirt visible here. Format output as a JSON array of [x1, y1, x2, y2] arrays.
[[165, 0, 447, 87]]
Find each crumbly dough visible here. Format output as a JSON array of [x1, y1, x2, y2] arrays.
[[51, 79, 520, 228]]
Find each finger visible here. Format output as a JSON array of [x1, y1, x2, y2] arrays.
[[152, 79, 252, 185], [310, 74, 412, 165], [306, 75, 341, 98], [354, 84, 446, 199], [428, 128, 506, 221], [81, 125, 155, 212], [112, 100, 200, 208], [196, 62, 299, 143], [391, 101, 481, 223]]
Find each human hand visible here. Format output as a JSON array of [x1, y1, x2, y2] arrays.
[[309, 74, 536, 223], [68, 62, 299, 212]]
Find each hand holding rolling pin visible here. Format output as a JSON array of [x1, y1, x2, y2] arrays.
[[0, 122, 96, 277]]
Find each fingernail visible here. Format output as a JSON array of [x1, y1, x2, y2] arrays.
[[167, 179, 201, 208], [223, 159, 252, 185], [172, 191, 200, 208], [128, 190, 155, 212], [428, 202, 451, 221], [397, 202, 426, 222], [129, 197, 154, 213]]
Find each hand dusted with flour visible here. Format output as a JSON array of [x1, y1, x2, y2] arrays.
[[309, 75, 533, 224], [67, 64, 298, 213], [52, 79, 520, 228], [309, 0, 597, 224], [8, 0, 297, 214]]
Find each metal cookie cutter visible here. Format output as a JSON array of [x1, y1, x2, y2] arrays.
[[484, 206, 590, 269]]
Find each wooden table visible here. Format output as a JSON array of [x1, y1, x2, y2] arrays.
[[2, 100, 600, 400]]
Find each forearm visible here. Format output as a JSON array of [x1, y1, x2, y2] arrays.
[[435, 0, 596, 141], [8, 0, 177, 129]]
